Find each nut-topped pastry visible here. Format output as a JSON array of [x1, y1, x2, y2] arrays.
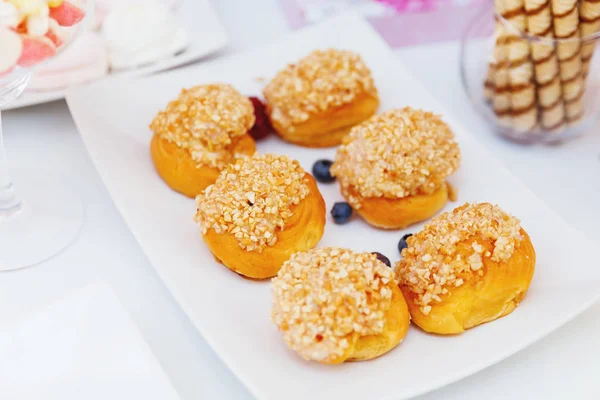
[[195, 153, 326, 279], [331, 107, 461, 229], [271, 247, 410, 364], [150, 84, 257, 198], [395, 203, 536, 334], [263, 49, 379, 147]]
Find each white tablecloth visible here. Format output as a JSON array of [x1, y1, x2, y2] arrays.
[[1, 0, 599, 398]]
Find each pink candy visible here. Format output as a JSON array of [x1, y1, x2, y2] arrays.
[[0, 1, 85, 78], [48, 2, 85, 27], [18, 36, 57, 67]]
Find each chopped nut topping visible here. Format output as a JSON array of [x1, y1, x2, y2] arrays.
[[150, 84, 255, 169], [271, 247, 395, 363], [263, 49, 377, 131], [194, 154, 309, 252], [331, 108, 460, 208], [395, 203, 523, 315]]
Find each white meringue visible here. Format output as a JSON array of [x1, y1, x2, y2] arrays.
[[101, 0, 188, 70]]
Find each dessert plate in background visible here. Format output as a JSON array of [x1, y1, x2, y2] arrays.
[[0, 284, 181, 400], [3, 0, 227, 111], [66, 12, 600, 400]]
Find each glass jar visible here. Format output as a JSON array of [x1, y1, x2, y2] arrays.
[[460, 1, 600, 143]]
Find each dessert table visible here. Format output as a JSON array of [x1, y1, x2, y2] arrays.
[[1, 0, 599, 399]]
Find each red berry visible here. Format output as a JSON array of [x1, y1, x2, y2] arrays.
[[248, 96, 272, 140]]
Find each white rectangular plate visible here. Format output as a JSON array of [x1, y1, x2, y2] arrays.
[[67, 13, 600, 400], [3, 0, 228, 111], [0, 284, 181, 400]]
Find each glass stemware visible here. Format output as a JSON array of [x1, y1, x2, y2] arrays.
[[0, 0, 92, 270]]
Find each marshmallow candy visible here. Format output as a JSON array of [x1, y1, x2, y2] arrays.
[[0, 28, 23, 75]]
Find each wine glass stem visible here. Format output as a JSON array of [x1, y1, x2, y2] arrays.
[[0, 110, 22, 219]]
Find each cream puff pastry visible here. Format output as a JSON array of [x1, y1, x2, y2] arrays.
[[272, 247, 410, 364], [194, 154, 326, 279], [395, 203, 536, 335], [263, 49, 379, 147], [331, 107, 461, 229], [150, 84, 256, 198]]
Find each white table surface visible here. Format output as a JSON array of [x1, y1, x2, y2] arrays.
[[1, 0, 599, 399]]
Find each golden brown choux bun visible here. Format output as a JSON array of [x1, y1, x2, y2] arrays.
[[149, 84, 257, 198], [395, 203, 536, 335], [263, 49, 379, 147], [195, 154, 326, 279], [271, 247, 410, 364], [331, 107, 461, 229], [150, 134, 255, 198], [343, 183, 453, 230]]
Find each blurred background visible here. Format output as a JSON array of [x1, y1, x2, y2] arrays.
[[0, 1, 599, 400]]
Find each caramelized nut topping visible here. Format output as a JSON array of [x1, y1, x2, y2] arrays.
[[272, 247, 395, 362], [150, 84, 255, 169], [195, 154, 309, 252], [395, 203, 523, 315], [331, 108, 460, 208], [263, 49, 377, 131]]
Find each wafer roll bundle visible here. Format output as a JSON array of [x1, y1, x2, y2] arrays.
[[486, 0, 599, 135]]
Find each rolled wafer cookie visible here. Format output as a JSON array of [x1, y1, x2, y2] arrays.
[[492, 12, 512, 128], [539, 76, 567, 129], [524, 0, 566, 130], [501, 0, 538, 132], [551, 0, 585, 124], [580, 0, 600, 78]]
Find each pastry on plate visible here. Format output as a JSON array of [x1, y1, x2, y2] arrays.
[[395, 203, 536, 334], [150, 84, 256, 198], [194, 154, 326, 279], [331, 107, 461, 229], [263, 49, 379, 147], [271, 247, 410, 364]]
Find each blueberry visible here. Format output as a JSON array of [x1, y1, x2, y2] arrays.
[[398, 233, 413, 254], [372, 252, 391, 267], [312, 159, 335, 183], [331, 202, 353, 224]]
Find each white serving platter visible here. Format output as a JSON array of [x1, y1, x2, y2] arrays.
[[3, 0, 228, 111], [66, 12, 600, 400], [0, 284, 181, 400]]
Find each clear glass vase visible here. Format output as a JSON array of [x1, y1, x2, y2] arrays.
[[460, 1, 600, 144], [0, 1, 92, 270]]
